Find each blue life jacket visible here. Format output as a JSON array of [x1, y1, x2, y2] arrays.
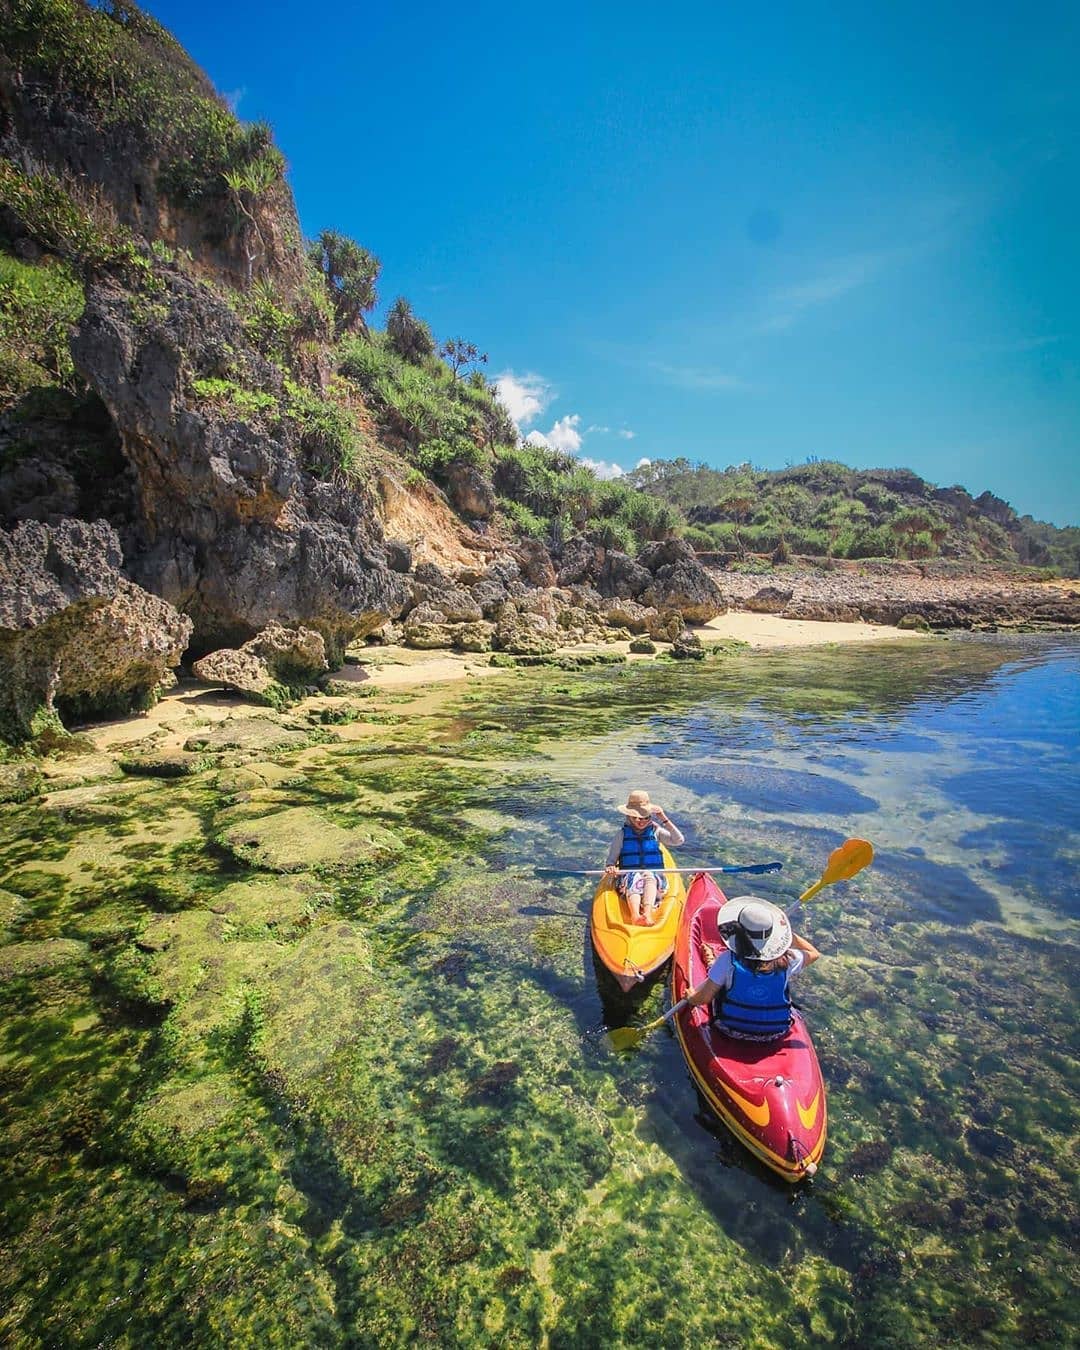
[[714, 956, 792, 1039], [618, 822, 663, 871]]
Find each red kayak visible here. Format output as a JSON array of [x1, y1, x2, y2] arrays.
[[672, 873, 827, 1182]]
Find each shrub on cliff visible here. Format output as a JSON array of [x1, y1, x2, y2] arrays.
[[308, 230, 380, 336], [0, 251, 84, 407], [386, 297, 436, 363]]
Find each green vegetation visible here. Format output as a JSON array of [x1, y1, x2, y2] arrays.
[[630, 457, 1079, 572], [339, 330, 511, 477], [0, 250, 84, 406], [308, 229, 380, 336], [4, 0, 285, 212], [492, 442, 682, 554], [0, 161, 147, 276]]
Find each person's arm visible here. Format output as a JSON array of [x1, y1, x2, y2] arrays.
[[684, 976, 722, 1008], [790, 932, 820, 967], [653, 811, 685, 848], [604, 832, 622, 872]]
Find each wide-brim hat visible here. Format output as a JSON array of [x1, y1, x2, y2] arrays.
[[619, 789, 657, 820], [717, 896, 792, 962]]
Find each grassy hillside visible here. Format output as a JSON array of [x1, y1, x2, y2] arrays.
[[627, 459, 1080, 575]]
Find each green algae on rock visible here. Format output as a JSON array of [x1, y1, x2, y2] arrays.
[[216, 804, 405, 873]]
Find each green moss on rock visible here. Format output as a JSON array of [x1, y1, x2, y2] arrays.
[[216, 804, 404, 873]]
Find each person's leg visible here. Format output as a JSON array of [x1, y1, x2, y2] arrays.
[[624, 873, 643, 922], [640, 873, 658, 924]]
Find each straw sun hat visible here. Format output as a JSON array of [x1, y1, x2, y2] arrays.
[[717, 896, 792, 962], [619, 789, 661, 821]]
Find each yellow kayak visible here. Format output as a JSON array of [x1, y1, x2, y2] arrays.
[[590, 846, 687, 992]]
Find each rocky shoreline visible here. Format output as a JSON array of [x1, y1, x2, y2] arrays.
[[2, 518, 1077, 751], [713, 558, 1080, 631]]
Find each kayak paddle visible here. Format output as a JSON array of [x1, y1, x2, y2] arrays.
[[607, 999, 689, 1052], [797, 838, 874, 903], [536, 862, 783, 877]]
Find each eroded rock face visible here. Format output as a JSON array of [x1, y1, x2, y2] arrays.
[[0, 519, 191, 740], [71, 274, 408, 655]]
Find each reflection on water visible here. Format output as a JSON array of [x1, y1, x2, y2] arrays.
[[0, 634, 1077, 1346]]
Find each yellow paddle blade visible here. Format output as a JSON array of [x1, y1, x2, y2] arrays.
[[798, 838, 874, 902], [607, 1024, 648, 1052]]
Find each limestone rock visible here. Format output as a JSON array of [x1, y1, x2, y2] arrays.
[[670, 630, 706, 660], [515, 538, 557, 588], [0, 518, 191, 742], [71, 274, 408, 652], [639, 538, 726, 624], [193, 624, 328, 705], [445, 461, 496, 519], [744, 585, 794, 614], [598, 551, 652, 599]]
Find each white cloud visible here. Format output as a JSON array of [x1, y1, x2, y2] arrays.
[[494, 371, 551, 428], [618, 429, 636, 440], [635, 457, 652, 469], [580, 457, 625, 480], [526, 413, 583, 455], [586, 424, 611, 434], [222, 87, 246, 113]]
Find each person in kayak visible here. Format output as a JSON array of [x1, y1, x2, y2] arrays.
[[684, 896, 820, 1039], [603, 789, 685, 926]]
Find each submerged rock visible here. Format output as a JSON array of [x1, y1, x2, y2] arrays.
[[0, 938, 89, 979], [183, 717, 315, 756], [216, 804, 404, 872]]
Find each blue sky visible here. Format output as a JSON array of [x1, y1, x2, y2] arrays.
[[147, 0, 1078, 524]]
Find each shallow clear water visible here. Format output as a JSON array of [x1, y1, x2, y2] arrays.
[[1, 635, 1077, 1347]]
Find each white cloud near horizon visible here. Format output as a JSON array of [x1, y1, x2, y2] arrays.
[[497, 370, 638, 480], [494, 371, 551, 428], [222, 87, 246, 113], [525, 413, 583, 456], [580, 457, 625, 480]]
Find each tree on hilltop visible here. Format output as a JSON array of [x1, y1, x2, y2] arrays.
[[309, 230, 380, 335], [386, 297, 435, 363], [440, 337, 487, 381]]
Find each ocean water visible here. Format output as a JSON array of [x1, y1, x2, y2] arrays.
[[1, 634, 1077, 1347]]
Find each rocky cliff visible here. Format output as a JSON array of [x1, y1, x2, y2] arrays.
[[0, 1, 726, 742]]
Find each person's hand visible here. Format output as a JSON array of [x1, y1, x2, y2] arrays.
[[603, 864, 619, 877]]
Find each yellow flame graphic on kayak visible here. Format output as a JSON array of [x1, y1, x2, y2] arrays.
[[726, 1086, 770, 1128], [797, 1091, 821, 1131]]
